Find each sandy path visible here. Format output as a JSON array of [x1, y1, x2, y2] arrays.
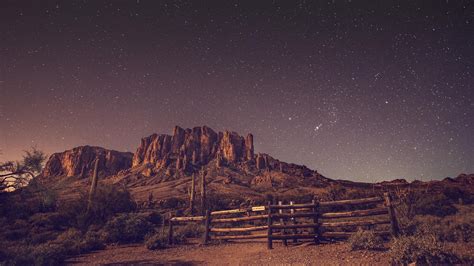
[[67, 240, 390, 265]]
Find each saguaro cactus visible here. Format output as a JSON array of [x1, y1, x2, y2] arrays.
[[87, 157, 100, 214], [200, 167, 206, 215], [189, 173, 196, 214]]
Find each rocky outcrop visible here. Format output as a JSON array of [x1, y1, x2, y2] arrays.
[[132, 126, 256, 172], [41, 126, 325, 187], [42, 146, 133, 177]]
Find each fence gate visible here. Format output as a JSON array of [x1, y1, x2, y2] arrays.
[[168, 193, 399, 249]]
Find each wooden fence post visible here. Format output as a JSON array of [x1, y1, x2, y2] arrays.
[[189, 173, 196, 215], [290, 201, 297, 243], [312, 198, 320, 244], [267, 202, 273, 249], [202, 209, 211, 245], [168, 216, 174, 245], [278, 201, 287, 246], [384, 192, 400, 237]]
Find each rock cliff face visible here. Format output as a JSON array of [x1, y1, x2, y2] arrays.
[[132, 126, 255, 172], [42, 146, 133, 177], [41, 126, 324, 185]]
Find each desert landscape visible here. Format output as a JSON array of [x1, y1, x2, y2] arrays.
[[1, 1, 473, 265], [1, 126, 473, 265]]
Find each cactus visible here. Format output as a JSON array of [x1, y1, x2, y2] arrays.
[[216, 151, 222, 168], [200, 167, 206, 215], [87, 157, 100, 214], [189, 173, 196, 214]]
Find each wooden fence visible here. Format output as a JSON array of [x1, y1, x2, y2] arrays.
[[168, 192, 399, 249]]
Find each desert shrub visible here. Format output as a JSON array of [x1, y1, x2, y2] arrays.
[[32, 242, 67, 265], [52, 228, 84, 255], [344, 189, 377, 200], [140, 211, 163, 225], [161, 197, 186, 209], [80, 230, 106, 252], [37, 187, 59, 212], [145, 232, 168, 250], [326, 184, 347, 201], [175, 223, 205, 238], [101, 213, 153, 244], [84, 185, 136, 224], [4, 242, 67, 265], [252, 193, 275, 206], [413, 214, 474, 243], [348, 229, 384, 251], [58, 184, 136, 228], [28, 230, 59, 245], [443, 187, 474, 204], [205, 192, 245, 211], [389, 234, 461, 265], [29, 212, 69, 231], [412, 194, 457, 217], [170, 230, 187, 244]]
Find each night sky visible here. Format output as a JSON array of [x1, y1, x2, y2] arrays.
[[1, 1, 473, 182]]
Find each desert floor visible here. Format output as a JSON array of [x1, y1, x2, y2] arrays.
[[67, 240, 391, 265]]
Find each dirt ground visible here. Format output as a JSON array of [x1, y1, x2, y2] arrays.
[[67, 240, 391, 265]]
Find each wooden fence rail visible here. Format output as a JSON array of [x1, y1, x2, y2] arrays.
[[167, 192, 400, 249]]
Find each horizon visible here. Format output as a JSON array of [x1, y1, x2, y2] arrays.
[[1, 1, 473, 182], [2, 124, 471, 183]]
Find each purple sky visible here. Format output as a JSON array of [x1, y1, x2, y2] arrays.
[[1, 1, 473, 182]]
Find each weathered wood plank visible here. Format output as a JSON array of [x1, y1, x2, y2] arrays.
[[271, 212, 318, 219], [213, 233, 268, 240], [321, 207, 388, 219], [384, 192, 400, 237], [321, 230, 391, 238], [319, 197, 383, 207], [270, 234, 316, 240], [170, 216, 204, 222], [210, 225, 268, 233], [212, 214, 268, 223], [269, 203, 318, 209], [210, 206, 266, 216], [320, 219, 390, 228], [270, 223, 319, 230]]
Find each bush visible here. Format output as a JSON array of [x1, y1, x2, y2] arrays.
[[413, 194, 457, 217], [443, 187, 474, 204], [51, 228, 84, 255], [29, 212, 69, 231], [413, 214, 474, 243], [28, 230, 59, 245], [4, 243, 67, 265], [161, 197, 186, 209], [348, 229, 384, 251], [58, 184, 136, 228], [101, 213, 154, 244], [80, 230, 106, 252], [389, 234, 461, 265], [145, 232, 168, 250], [174, 223, 205, 239], [31, 242, 67, 265]]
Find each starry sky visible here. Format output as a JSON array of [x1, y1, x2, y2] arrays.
[[1, 1, 473, 182]]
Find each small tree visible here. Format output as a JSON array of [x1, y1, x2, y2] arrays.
[[0, 147, 47, 192]]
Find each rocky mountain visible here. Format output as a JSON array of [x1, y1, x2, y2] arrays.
[[42, 146, 133, 178], [128, 126, 317, 179], [40, 126, 331, 202], [132, 126, 254, 174], [40, 126, 473, 204]]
